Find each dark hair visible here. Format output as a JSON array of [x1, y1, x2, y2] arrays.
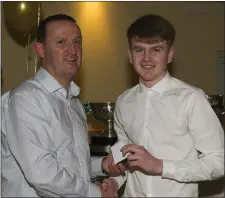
[[37, 14, 76, 42], [127, 14, 176, 48]]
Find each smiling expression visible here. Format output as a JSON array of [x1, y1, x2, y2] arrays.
[[128, 37, 174, 88], [36, 20, 82, 88]]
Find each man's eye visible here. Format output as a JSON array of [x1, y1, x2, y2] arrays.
[[134, 48, 143, 52], [57, 40, 64, 44], [153, 48, 160, 52], [74, 40, 81, 44]]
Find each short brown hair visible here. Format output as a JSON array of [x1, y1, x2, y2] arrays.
[[127, 14, 176, 48], [37, 14, 76, 42]]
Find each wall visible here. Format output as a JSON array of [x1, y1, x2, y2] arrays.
[[2, 2, 224, 101]]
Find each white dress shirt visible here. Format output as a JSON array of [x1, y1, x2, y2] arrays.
[[112, 72, 224, 197], [1, 67, 105, 197]]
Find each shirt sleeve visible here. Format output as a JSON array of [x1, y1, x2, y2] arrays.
[[110, 97, 129, 189], [90, 156, 108, 178], [3, 91, 101, 197], [162, 89, 224, 182]]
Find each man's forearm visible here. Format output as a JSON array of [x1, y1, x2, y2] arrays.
[[162, 153, 224, 182]]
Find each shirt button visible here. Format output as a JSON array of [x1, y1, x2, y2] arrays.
[[80, 161, 84, 167], [146, 103, 151, 108]]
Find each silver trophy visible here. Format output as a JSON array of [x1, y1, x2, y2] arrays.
[[206, 95, 224, 126], [89, 102, 117, 137]]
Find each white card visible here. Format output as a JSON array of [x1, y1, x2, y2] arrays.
[[111, 141, 128, 164]]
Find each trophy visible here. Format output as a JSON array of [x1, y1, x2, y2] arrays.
[[91, 102, 116, 137], [83, 102, 117, 137], [83, 102, 117, 155], [206, 95, 224, 125]]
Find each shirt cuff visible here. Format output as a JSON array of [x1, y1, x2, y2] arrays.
[[89, 182, 101, 197], [91, 156, 108, 176], [162, 160, 176, 179]]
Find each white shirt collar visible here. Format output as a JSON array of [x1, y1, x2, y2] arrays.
[[139, 71, 172, 94], [35, 67, 80, 98]]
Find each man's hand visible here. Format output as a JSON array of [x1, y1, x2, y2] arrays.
[[102, 151, 127, 177], [121, 144, 163, 175], [96, 179, 118, 198]]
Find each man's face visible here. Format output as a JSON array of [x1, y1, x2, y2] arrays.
[[128, 37, 174, 87], [36, 20, 82, 84]]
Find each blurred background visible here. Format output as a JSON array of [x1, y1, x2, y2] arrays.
[[1, 2, 224, 101]]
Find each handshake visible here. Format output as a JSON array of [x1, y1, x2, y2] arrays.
[[96, 178, 119, 198], [96, 142, 129, 197], [96, 141, 163, 197]]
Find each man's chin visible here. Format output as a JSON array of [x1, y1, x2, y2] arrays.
[[67, 65, 80, 73], [141, 74, 154, 81], [62, 69, 78, 80]]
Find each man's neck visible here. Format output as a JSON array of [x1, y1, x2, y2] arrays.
[[141, 71, 167, 88], [58, 79, 70, 90], [41, 66, 71, 90]]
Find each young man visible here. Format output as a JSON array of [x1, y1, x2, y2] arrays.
[[103, 14, 224, 197], [1, 14, 126, 197]]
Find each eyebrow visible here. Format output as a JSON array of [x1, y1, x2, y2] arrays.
[[55, 35, 82, 40], [151, 44, 164, 48], [131, 43, 165, 50], [131, 45, 143, 50], [74, 36, 82, 39]]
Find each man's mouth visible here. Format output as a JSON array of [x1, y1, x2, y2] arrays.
[[64, 58, 77, 63], [141, 65, 155, 69]]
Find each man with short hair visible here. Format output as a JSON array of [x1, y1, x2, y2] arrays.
[[1, 14, 125, 197], [102, 14, 224, 197]]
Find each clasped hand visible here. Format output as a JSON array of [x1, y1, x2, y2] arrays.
[[98, 151, 127, 197], [97, 178, 119, 198]]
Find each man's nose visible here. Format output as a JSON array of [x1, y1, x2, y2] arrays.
[[68, 43, 77, 54], [143, 50, 153, 61]]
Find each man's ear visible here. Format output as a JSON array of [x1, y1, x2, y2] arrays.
[[128, 49, 133, 64], [167, 46, 174, 64], [33, 42, 44, 58]]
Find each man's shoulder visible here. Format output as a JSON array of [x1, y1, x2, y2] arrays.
[[9, 78, 47, 100], [170, 77, 206, 100], [117, 84, 139, 103], [171, 77, 204, 93], [3, 78, 52, 117]]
